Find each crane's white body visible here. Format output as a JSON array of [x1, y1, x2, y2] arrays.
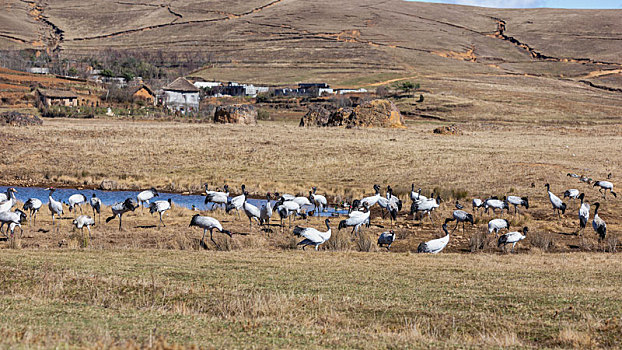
[[294, 219, 331, 250], [73, 215, 95, 238], [488, 218, 509, 235], [418, 224, 450, 254], [68, 193, 87, 213], [149, 199, 171, 228], [23, 198, 42, 225]]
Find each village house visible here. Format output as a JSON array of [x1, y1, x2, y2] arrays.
[[131, 84, 156, 105], [37, 89, 78, 107], [162, 77, 199, 114]]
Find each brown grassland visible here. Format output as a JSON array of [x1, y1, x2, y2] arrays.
[[0, 116, 621, 347]]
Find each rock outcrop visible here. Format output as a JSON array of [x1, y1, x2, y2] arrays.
[[300, 99, 404, 128], [0, 112, 43, 126], [213, 104, 257, 125]]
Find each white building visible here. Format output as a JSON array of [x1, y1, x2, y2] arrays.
[[162, 77, 200, 114]]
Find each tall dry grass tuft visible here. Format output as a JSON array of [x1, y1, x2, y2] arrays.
[[557, 327, 594, 348], [529, 232, 555, 252], [469, 231, 487, 252], [326, 230, 351, 251], [356, 232, 376, 252]]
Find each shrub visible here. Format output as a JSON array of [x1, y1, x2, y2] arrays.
[[257, 109, 270, 121]]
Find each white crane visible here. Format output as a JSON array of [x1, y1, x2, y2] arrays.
[[498, 227, 528, 253], [46, 187, 63, 230], [242, 196, 261, 231], [105, 198, 138, 231], [309, 187, 327, 214], [293, 219, 332, 250], [593, 181, 616, 199], [488, 218, 510, 236], [417, 219, 451, 254], [507, 196, 529, 215], [592, 202, 606, 241], [73, 215, 95, 239], [137, 187, 159, 212], [338, 208, 370, 235], [149, 198, 172, 228], [0, 188, 17, 213], [275, 192, 295, 201], [89, 193, 102, 224], [0, 209, 26, 237], [204, 184, 229, 210], [449, 210, 474, 232], [225, 185, 246, 218], [545, 183, 566, 218], [377, 230, 396, 250], [189, 214, 231, 247], [578, 193, 589, 235], [567, 173, 580, 179], [23, 198, 42, 225], [68, 193, 87, 214]]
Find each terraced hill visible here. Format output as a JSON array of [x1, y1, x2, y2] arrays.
[[1, 0, 621, 121]]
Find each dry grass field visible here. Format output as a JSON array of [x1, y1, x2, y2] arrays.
[[1, 248, 621, 348]]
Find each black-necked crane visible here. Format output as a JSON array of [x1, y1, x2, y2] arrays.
[[68, 193, 87, 214], [73, 215, 95, 239], [309, 187, 327, 215], [149, 198, 172, 228], [455, 200, 464, 210], [0, 187, 17, 202], [189, 214, 231, 247], [579, 175, 592, 184], [567, 173, 580, 179], [498, 227, 528, 253], [275, 196, 303, 229], [225, 185, 246, 218], [46, 187, 63, 230], [105, 198, 138, 231], [483, 197, 508, 215], [137, 187, 159, 212], [592, 202, 606, 241], [89, 193, 102, 224], [360, 184, 382, 209], [377, 230, 396, 250], [417, 219, 451, 254], [242, 194, 261, 231], [205, 184, 229, 210], [23, 198, 42, 225], [0, 188, 17, 213], [410, 185, 427, 202], [449, 210, 474, 232], [507, 196, 529, 215], [472, 198, 483, 214], [593, 181, 616, 199], [563, 189, 580, 200], [488, 218, 510, 236], [410, 195, 440, 223], [274, 192, 295, 201], [293, 218, 331, 250], [0, 209, 26, 237], [577, 193, 589, 235], [260, 193, 273, 226], [338, 207, 370, 235], [545, 183, 566, 218]]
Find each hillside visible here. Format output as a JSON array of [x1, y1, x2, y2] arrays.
[[1, 0, 621, 121]]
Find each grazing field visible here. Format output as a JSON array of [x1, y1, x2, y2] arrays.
[[1, 249, 621, 348]]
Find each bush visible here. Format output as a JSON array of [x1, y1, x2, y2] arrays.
[[257, 109, 270, 121]]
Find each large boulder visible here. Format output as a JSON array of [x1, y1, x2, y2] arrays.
[[350, 99, 404, 128], [300, 99, 404, 128], [213, 104, 257, 125]]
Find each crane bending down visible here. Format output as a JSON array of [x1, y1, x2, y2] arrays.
[[293, 218, 332, 250], [189, 214, 231, 247], [106, 198, 138, 231]]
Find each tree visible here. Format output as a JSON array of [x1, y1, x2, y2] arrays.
[[393, 81, 420, 98]]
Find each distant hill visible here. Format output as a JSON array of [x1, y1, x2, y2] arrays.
[[1, 0, 621, 122]]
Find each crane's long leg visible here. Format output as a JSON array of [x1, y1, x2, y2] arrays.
[[87, 225, 92, 239], [118, 214, 122, 231], [159, 212, 165, 228]]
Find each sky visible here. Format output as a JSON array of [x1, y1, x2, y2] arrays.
[[407, 0, 622, 8]]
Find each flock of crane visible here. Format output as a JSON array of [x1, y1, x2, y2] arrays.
[[0, 172, 616, 253]]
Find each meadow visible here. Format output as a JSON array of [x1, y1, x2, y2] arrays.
[[1, 249, 622, 348], [1, 117, 621, 348]]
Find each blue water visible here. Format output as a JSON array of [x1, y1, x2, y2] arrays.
[[1, 186, 346, 217]]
